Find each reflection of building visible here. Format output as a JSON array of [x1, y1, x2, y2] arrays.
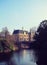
[[13, 30, 29, 42]]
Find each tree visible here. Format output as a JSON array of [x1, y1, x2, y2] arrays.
[[33, 20, 47, 65], [0, 27, 10, 38]]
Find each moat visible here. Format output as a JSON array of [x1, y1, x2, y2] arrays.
[[0, 49, 37, 65]]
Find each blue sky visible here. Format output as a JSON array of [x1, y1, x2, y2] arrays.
[[0, 0, 47, 33]]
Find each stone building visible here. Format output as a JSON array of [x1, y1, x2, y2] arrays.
[[13, 30, 29, 42]]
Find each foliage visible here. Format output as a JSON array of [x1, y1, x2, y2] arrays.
[[33, 20, 47, 65], [9, 44, 13, 50]]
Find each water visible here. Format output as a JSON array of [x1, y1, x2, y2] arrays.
[[0, 49, 37, 65]]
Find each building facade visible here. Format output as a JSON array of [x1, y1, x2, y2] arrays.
[[13, 30, 29, 42]]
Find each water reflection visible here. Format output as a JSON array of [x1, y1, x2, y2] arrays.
[[0, 50, 37, 65]]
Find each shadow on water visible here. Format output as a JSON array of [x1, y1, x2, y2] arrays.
[[0, 52, 16, 65], [0, 51, 13, 61]]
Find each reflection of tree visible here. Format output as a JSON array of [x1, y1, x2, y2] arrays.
[[33, 20, 47, 65], [6, 55, 17, 65]]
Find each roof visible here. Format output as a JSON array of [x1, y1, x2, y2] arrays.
[[13, 30, 28, 34]]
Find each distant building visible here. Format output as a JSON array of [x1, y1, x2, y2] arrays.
[[13, 30, 29, 42], [0, 28, 36, 43], [29, 28, 36, 41]]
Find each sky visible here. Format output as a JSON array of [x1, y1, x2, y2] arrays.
[[0, 0, 47, 33]]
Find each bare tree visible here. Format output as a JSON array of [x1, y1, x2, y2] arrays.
[[1, 27, 10, 38]]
